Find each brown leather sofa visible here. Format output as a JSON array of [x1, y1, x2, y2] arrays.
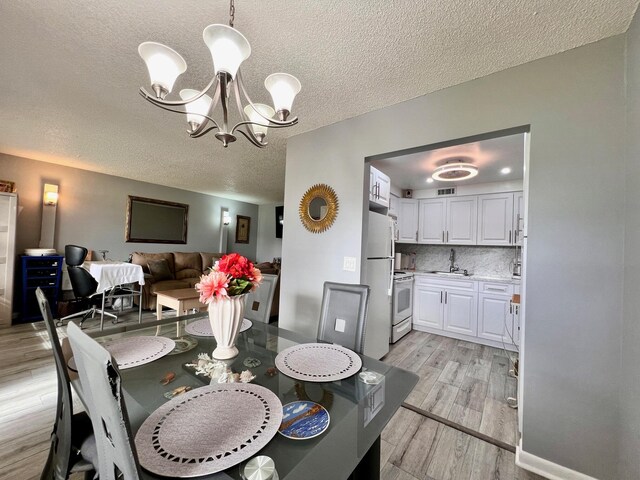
[[131, 252, 280, 319]]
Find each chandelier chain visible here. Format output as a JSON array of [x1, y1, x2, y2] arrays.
[[229, 0, 235, 27]]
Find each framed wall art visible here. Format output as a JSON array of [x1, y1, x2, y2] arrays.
[[236, 215, 251, 244]]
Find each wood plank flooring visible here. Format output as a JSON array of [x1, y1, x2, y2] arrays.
[[0, 313, 542, 480]]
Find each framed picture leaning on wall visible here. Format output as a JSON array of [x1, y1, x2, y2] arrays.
[[236, 215, 250, 244]]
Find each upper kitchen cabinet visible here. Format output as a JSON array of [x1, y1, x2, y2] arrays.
[[397, 198, 419, 243], [369, 166, 391, 209], [419, 196, 476, 245], [388, 193, 399, 218], [477, 192, 523, 246]]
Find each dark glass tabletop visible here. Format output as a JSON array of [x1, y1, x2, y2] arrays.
[[92, 313, 417, 480]]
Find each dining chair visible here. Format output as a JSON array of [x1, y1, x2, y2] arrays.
[[317, 282, 370, 354], [35, 288, 96, 480], [66, 321, 146, 480], [244, 273, 279, 323], [59, 244, 117, 328]]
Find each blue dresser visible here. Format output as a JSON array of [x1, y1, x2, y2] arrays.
[[19, 255, 64, 323]]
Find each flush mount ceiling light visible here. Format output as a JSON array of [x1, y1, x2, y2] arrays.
[[138, 0, 301, 148], [431, 161, 479, 182], [426, 178, 434, 184], [501, 167, 512, 174]]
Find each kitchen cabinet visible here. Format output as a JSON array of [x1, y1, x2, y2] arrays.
[[412, 274, 518, 351], [413, 276, 477, 336], [396, 198, 419, 243], [418, 196, 476, 245], [369, 166, 390, 208], [0, 193, 17, 326], [388, 193, 399, 218], [478, 282, 517, 346], [477, 191, 523, 246]]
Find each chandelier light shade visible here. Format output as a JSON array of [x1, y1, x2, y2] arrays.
[[432, 162, 479, 182], [203, 24, 251, 79], [264, 73, 302, 120], [137, 0, 300, 148], [138, 42, 187, 99]]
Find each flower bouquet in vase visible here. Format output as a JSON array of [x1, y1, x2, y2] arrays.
[[195, 253, 262, 359]]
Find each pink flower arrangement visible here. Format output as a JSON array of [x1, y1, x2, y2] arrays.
[[195, 253, 262, 304]]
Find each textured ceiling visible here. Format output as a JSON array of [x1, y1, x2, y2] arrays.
[[372, 133, 525, 190], [0, 1, 637, 204]]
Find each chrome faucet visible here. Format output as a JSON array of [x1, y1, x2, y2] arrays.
[[449, 248, 459, 273]]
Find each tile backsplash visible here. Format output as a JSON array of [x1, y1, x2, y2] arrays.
[[395, 244, 516, 277]]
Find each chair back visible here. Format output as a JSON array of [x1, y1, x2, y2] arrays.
[[67, 265, 98, 299], [65, 245, 88, 267], [36, 288, 75, 480], [317, 282, 370, 354], [244, 273, 278, 323], [66, 322, 141, 480]]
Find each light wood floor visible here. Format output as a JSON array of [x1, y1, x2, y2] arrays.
[[0, 313, 541, 480]]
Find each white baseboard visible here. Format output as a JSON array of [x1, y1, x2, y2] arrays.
[[412, 323, 518, 352], [516, 441, 599, 480]]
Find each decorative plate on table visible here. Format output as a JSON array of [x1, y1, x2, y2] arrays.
[[275, 343, 362, 382], [278, 401, 330, 440], [168, 336, 198, 355], [103, 336, 175, 370], [184, 318, 252, 337], [135, 383, 283, 478]]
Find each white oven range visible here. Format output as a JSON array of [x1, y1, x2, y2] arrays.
[[391, 272, 413, 343]]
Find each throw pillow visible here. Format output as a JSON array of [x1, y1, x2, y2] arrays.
[[147, 259, 174, 281]]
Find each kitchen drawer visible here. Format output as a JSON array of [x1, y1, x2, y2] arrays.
[[391, 317, 412, 343], [478, 281, 513, 295], [414, 274, 476, 291]]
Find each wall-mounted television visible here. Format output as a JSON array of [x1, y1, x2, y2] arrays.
[[275, 206, 284, 238]]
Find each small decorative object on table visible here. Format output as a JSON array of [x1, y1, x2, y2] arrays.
[[196, 253, 262, 359]]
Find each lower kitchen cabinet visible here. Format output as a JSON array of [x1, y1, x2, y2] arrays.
[[413, 274, 517, 351]]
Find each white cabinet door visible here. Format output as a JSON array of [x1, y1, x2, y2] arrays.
[[414, 285, 443, 329], [376, 171, 391, 206], [444, 289, 477, 336], [512, 303, 520, 346], [369, 169, 375, 202], [478, 293, 512, 343], [513, 191, 524, 246], [397, 199, 419, 243], [478, 193, 514, 246], [418, 199, 446, 244], [388, 193, 399, 218], [446, 196, 477, 245]]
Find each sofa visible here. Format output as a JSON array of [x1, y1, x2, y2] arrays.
[[130, 251, 280, 319]]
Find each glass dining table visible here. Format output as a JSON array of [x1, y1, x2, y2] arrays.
[[85, 312, 418, 480]]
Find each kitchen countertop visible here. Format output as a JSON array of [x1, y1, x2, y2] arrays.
[[400, 270, 521, 283]]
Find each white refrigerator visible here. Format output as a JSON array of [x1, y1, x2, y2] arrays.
[[363, 211, 395, 360]]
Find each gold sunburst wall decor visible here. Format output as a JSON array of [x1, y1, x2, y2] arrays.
[[299, 184, 339, 234]]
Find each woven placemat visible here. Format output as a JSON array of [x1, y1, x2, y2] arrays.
[[275, 343, 362, 382], [184, 318, 252, 337], [103, 336, 175, 370], [135, 383, 283, 478]]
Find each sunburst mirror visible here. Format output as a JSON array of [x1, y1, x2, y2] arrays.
[[299, 184, 339, 233]]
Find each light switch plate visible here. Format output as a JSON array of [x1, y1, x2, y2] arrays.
[[343, 256, 357, 272], [335, 318, 346, 333]]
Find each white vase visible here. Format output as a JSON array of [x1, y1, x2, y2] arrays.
[[208, 294, 246, 360]]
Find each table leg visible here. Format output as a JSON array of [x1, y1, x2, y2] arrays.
[[100, 292, 106, 331], [138, 283, 143, 324], [155, 300, 163, 336], [349, 436, 380, 480], [176, 300, 184, 337]]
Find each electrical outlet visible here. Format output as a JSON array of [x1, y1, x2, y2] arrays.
[[343, 256, 357, 272]]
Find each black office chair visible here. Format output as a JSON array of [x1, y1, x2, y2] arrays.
[[317, 282, 370, 354], [59, 244, 117, 328], [36, 288, 96, 480]]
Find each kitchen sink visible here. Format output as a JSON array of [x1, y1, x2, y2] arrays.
[[428, 270, 472, 277]]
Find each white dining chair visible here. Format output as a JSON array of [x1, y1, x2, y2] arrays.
[[244, 273, 278, 323], [317, 282, 370, 354]]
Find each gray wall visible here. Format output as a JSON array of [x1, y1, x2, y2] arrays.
[[0, 153, 259, 262], [281, 37, 626, 477], [256, 203, 283, 262], [621, 8, 640, 479]]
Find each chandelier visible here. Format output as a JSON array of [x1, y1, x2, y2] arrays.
[[137, 0, 301, 148]]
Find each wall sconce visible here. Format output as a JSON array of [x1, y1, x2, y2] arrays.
[[43, 183, 59, 206], [223, 211, 231, 225]]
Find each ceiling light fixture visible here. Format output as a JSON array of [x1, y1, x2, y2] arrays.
[[501, 167, 512, 175], [138, 0, 301, 148], [432, 161, 479, 182], [426, 178, 434, 184]]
